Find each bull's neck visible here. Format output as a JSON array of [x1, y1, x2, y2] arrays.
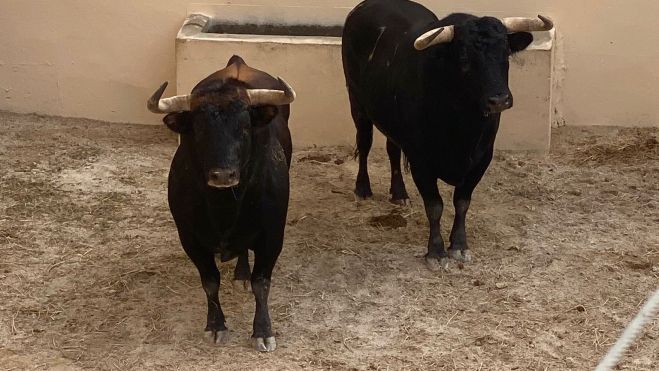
[[418, 66, 500, 146], [203, 183, 245, 237]]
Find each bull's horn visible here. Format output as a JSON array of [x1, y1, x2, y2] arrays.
[[147, 81, 191, 113], [414, 26, 455, 50], [246, 77, 297, 106], [502, 15, 553, 33]]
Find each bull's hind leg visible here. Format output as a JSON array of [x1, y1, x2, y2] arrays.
[[448, 150, 493, 263], [179, 235, 229, 344], [386, 139, 410, 205], [348, 91, 374, 200], [232, 250, 251, 292]]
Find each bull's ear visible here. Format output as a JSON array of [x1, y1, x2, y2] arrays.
[[163, 112, 192, 133], [508, 32, 533, 54], [250, 105, 279, 127]]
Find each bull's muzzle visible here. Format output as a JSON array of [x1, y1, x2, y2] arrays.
[[486, 93, 513, 114], [208, 168, 240, 188]]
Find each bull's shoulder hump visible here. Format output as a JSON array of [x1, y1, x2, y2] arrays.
[[234, 63, 281, 90], [193, 57, 281, 90]]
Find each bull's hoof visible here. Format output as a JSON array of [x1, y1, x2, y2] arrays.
[[390, 197, 410, 206], [439, 257, 450, 270], [253, 336, 277, 352], [204, 329, 230, 345], [354, 183, 373, 201], [232, 279, 251, 293], [354, 192, 373, 201], [462, 250, 472, 262], [448, 248, 472, 263], [424, 255, 450, 272]]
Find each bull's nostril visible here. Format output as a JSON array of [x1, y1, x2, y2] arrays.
[[208, 169, 240, 187], [489, 94, 511, 106], [209, 171, 225, 183]]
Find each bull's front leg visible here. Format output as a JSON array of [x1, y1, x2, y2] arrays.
[[410, 164, 449, 271], [448, 187, 473, 262], [251, 240, 281, 352], [448, 149, 492, 263], [179, 234, 229, 344], [250, 200, 286, 352]]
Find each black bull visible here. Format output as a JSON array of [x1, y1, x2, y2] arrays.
[[342, 0, 553, 270], [147, 55, 295, 352]]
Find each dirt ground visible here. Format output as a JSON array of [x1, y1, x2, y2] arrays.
[[0, 111, 657, 370]]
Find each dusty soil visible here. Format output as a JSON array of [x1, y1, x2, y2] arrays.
[[0, 111, 657, 370]]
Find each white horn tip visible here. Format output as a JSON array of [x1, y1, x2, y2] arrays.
[[414, 27, 445, 50]]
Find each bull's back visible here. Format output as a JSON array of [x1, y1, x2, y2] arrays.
[[342, 0, 436, 86]]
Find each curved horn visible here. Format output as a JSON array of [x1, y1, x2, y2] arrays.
[[501, 15, 553, 33], [147, 81, 191, 114], [246, 77, 297, 106], [414, 26, 455, 50]]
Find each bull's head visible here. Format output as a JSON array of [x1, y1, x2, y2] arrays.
[[147, 78, 295, 189], [414, 15, 553, 116]]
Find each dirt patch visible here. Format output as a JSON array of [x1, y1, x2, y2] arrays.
[[1, 112, 657, 370], [368, 210, 408, 229], [298, 152, 346, 165]]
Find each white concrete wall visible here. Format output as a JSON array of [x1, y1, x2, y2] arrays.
[[176, 9, 554, 151], [1, 0, 657, 128]]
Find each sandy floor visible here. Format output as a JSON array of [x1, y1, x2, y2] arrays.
[[0, 111, 657, 370]]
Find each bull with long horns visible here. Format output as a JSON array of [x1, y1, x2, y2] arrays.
[[147, 55, 295, 352]]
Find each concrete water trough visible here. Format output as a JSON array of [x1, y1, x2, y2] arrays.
[[175, 4, 555, 151]]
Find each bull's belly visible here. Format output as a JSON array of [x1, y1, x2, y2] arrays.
[[437, 170, 470, 188], [198, 227, 260, 262], [432, 151, 489, 188], [214, 245, 242, 262]]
